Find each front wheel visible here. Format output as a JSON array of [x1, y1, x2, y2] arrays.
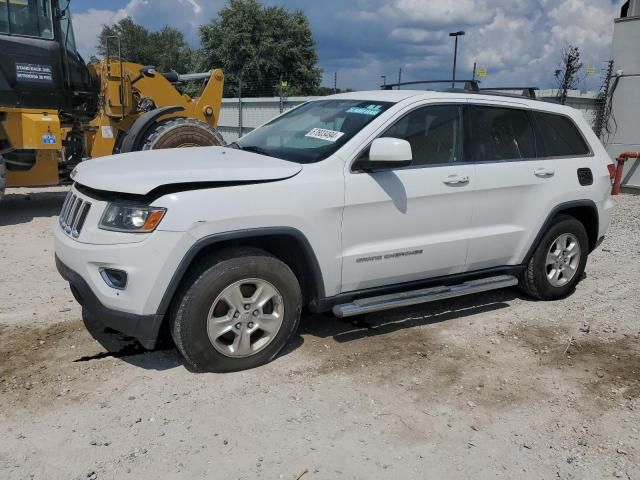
[[171, 248, 302, 372], [520, 215, 588, 300]]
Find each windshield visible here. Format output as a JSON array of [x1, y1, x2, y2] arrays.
[[233, 100, 393, 164], [0, 0, 53, 39]]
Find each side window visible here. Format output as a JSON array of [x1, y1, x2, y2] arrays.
[[384, 105, 463, 166], [0, 0, 53, 39], [466, 106, 536, 161], [533, 112, 590, 157], [0, 2, 8, 34]]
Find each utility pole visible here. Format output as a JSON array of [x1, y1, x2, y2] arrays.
[[381, 75, 386, 88], [238, 77, 243, 138], [279, 75, 284, 113], [333, 71, 337, 94], [449, 31, 466, 88], [397, 68, 402, 90], [472, 62, 477, 81]]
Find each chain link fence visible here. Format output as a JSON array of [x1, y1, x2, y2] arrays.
[[217, 95, 317, 143], [216, 73, 341, 142]]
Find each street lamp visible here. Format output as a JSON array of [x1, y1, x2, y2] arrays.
[[449, 31, 466, 88]]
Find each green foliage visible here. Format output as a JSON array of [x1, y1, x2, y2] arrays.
[[95, 2, 325, 98], [96, 17, 197, 74], [199, 0, 322, 97]]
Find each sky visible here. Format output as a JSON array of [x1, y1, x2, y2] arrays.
[[70, 0, 624, 92]]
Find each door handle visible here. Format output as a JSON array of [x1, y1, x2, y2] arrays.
[[443, 175, 470, 186], [534, 167, 555, 178]]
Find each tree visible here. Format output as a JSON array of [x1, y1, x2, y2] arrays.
[[554, 45, 584, 105], [199, 0, 322, 97], [96, 17, 198, 74]]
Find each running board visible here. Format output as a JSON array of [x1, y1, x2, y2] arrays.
[[332, 275, 519, 318]]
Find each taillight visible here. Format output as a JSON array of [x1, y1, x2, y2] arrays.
[[607, 163, 616, 182]]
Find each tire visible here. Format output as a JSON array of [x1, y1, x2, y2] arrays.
[[171, 248, 302, 372], [140, 117, 224, 150], [0, 156, 6, 203], [520, 215, 589, 300]]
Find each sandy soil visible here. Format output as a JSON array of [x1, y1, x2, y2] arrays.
[[0, 187, 639, 480]]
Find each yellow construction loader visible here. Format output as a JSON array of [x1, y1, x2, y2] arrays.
[[0, 0, 225, 200]]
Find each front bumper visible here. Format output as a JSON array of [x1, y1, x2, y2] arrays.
[[56, 256, 163, 349], [54, 218, 190, 315]]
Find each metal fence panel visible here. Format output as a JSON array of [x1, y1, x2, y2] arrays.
[[218, 96, 321, 142]]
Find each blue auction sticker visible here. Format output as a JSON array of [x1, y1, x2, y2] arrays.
[[42, 134, 57, 145], [346, 104, 383, 116]]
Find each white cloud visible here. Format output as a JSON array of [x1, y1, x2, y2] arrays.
[[72, 0, 221, 59], [70, 0, 624, 90], [73, 8, 123, 58]]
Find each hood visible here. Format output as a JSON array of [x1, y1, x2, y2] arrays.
[[71, 146, 302, 195]]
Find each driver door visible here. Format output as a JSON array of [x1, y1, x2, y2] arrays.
[[340, 103, 475, 292]]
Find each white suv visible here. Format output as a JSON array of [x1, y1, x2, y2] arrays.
[[55, 90, 615, 372]]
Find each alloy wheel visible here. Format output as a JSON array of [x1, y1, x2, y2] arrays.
[[545, 233, 581, 287], [206, 278, 285, 358]]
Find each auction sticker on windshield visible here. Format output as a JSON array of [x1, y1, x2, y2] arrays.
[[305, 128, 345, 143], [346, 104, 383, 116]]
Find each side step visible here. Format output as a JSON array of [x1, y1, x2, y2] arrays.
[[332, 275, 518, 318]]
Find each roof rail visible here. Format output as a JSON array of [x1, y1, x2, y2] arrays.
[[380, 80, 541, 100], [381, 79, 480, 92], [477, 87, 539, 99]]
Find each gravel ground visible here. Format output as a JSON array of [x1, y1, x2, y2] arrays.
[[0, 187, 639, 480]]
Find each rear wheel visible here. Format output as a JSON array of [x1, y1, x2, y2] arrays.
[[520, 215, 588, 300], [141, 118, 224, 150], [171, 248, 302, 372]]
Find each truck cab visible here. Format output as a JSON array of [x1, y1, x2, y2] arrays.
[[0, 0, 96, 118]]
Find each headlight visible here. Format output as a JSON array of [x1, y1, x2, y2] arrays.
[[99, 203, 166, 233]]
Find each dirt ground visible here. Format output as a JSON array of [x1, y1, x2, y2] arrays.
[[0, 187, 639, 480]]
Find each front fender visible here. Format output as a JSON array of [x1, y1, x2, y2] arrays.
[[155, 227, 326, 316], [119, 106, 185, 153]]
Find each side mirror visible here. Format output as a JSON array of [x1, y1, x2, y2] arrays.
[[356, 137, 413, 172]]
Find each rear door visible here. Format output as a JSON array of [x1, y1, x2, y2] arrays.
[[465, 102, 558, 270], [340, 102, 475, 292], [532, 109, 597, 202]]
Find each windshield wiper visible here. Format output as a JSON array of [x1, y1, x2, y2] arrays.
[[226, 142, 289, 160], [238, 145, 282, 159], [241, 145, 270, 156]]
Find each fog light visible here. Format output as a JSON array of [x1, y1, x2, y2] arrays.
[[100, 268, 128, 290]]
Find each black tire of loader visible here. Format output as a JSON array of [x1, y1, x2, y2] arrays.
[[140, 118, 224, 150]]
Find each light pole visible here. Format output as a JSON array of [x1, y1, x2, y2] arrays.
[[449, 31, 465, 88]]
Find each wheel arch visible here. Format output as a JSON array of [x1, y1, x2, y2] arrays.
[[157, 227, 326, 317], [524, 200, 600, 262], [119, 106, 185, 153]]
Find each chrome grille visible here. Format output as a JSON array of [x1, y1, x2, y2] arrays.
[[59, 191, 91, 238]]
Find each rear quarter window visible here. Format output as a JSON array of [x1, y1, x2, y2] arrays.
[[533, 111, 590, 157]]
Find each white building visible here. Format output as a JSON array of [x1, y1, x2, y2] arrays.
[[606, 0, 640, 190]]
